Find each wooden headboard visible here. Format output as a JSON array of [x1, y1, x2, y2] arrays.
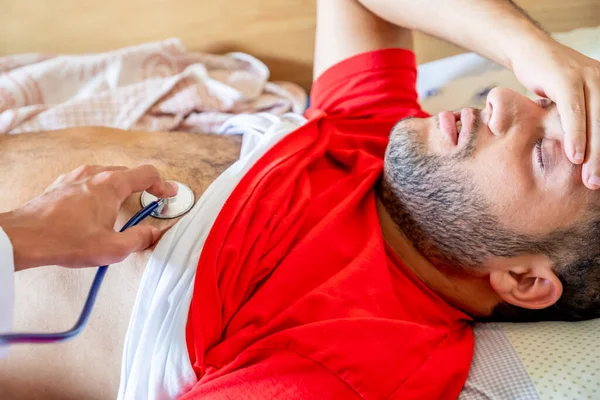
[[1, 0, 599, 90]]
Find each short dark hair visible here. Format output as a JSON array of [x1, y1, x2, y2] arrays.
[[488, 217, 600, 322]]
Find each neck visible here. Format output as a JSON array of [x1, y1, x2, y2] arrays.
[[375, 196, 500, 318]]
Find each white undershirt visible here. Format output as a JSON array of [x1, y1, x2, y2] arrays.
[[117, 113, 306, 400], [0, 226, 15, 358]]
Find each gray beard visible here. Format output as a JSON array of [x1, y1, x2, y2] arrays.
[[379, 118, 600, 323], [378, 118, 533, 270]]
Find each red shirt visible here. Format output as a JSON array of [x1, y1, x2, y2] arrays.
[[183, 49, 474, 400]]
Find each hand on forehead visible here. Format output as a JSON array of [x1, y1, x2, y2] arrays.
[[511, 43, 600, 190]]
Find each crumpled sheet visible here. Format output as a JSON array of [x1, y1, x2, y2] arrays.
[[0, 38, 307, 134]]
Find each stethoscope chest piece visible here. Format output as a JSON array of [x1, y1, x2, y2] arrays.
[[140, 180, 195, 219]]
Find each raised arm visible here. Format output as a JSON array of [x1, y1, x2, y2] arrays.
[[314, 0, 413, 80], [315, 0, 600, 190], [314, 0, 546, 81], [356, 0, 549, 70]]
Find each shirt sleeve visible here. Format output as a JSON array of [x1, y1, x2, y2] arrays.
[[307, 48, 427, 122], [0, 226, 15, 358]]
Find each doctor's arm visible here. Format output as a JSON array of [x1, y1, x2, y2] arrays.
[[0, 164, 177, 271], [0, 164, 175, 354]]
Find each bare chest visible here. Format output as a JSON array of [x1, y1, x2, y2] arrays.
[[0, 127, 240, 399]]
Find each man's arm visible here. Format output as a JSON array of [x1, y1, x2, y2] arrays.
[[314, 0, 413, 80], [314, 0, 545, 81], [356, 0, 550, 70]]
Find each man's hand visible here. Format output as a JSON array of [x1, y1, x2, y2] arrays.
[[511, 42, 600, 189], [0, 164, 178, 271]]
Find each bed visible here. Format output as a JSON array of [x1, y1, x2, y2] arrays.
[[2, 1, 600, 399]]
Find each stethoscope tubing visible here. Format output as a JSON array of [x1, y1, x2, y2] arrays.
[[0, 199, 163, 346]]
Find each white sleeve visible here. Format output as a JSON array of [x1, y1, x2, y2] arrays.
[[0, 226, 15, 358]]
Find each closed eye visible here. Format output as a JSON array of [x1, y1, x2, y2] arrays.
[[535, 138, 544, 170]]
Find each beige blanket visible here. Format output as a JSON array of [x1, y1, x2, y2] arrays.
[[0, 38, 306, 134]]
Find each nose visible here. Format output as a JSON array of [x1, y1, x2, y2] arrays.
[[485, 88, 541, 138]]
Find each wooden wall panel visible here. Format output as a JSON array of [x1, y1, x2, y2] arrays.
[[1, 0, 598, 90]]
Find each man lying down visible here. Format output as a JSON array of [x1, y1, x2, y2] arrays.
[[2, 0, 600, 399]]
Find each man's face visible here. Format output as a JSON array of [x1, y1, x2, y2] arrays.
[[383, 87, 597, 269]]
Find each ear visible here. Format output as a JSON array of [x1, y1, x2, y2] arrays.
[[488, 253, 563, 310]]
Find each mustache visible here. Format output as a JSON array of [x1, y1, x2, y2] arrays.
[[391, 109, 482, 161]]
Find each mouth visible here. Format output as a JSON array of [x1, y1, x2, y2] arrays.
[[457, 108, 476, 147], [437, 108, 475, 146]]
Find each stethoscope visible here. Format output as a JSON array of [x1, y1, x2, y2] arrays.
[[0, 181, 195, 346]]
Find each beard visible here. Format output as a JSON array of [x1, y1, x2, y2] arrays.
[[380, 117, 600, 323], [378, 115, 524, 270]]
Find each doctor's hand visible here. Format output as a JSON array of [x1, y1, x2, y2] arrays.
[[0, 164, 178, 271], [511, 41, 600, 189]]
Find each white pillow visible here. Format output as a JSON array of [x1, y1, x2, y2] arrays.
[[460, 321, 600, 400]]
